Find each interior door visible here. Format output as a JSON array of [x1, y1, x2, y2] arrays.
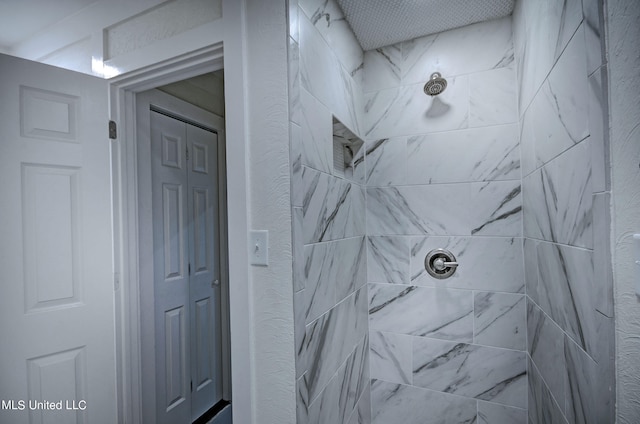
[[0, 54, 116, 423], [186, 123, 222, 421], [151, 110, 222, 424]]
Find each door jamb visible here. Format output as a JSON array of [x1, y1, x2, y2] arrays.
[[109, 40, 251, 423]]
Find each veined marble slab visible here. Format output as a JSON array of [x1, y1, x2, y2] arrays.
[[412, 338, 527, 408], [407, 124, 520, 184], [370, 380, 477, 424], [369, 283, 473, 342], [367, 181, 521, 237]]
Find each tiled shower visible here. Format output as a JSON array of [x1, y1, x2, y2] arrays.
[[288, 0, 613, 422]]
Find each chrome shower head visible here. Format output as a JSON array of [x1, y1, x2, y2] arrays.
[[424, 72, 447, 96]]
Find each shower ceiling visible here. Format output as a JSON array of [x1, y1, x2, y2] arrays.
[[335, 0, 515, 50]]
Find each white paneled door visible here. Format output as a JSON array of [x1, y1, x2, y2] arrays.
[[0, 54, 116, 423], [151, 110, 223, 423]]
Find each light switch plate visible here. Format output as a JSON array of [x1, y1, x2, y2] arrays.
[[249, 230, 269, 266]]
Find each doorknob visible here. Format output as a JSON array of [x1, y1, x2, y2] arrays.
[[212, 279, 220, 287]]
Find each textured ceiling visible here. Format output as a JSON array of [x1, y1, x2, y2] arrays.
[[335, 0, 515, 51]]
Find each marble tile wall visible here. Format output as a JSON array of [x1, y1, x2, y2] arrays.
[[514, 0, 614, 423], [362, 15, 528, 424], [289, 0, 613, 422], [289, 0, 370, 423]]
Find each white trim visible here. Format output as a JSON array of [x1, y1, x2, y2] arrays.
[[110, 2, 253, 419]]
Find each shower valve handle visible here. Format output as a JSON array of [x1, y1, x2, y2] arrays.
[[433, 257, 458, 271]]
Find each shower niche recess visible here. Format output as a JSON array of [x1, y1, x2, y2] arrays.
[[332, 117, 364, 181]]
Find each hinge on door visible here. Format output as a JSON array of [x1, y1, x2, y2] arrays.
[[188, 263, 191, 275], [191, 381, 193, 392], [186, 146, 189, 160], [108, 120, 117, 139]]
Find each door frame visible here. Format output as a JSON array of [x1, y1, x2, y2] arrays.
[[137, 88, 229, 422], [109, 7, 253, 421]]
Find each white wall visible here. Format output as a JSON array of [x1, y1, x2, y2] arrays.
[[608, 0, 640, 422], [6, 0, 297, 422], [244, 0, 297, 422]]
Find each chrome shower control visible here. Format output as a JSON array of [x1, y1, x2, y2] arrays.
[[425, 249, 458, 279]]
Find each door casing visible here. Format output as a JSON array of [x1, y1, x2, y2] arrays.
[[109, 35, 251, 423]]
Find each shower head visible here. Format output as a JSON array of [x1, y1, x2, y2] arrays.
[[424, 72, 447, 96]]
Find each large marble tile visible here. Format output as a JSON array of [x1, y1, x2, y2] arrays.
[[407, 124, 521, 184], [593, 192, 613, 317], [294, 289, 307, 378], [368, 284, 473, 342], [304, 286, 368, 402], [291, 122, 304, 208], [589, 67, 609, 193], [367, 181, 521, 237], [350, 183, 366, 237], [300, 88, 332, 174], [583, 0, 604, 75], [410, 236, 524, 293], [303, 167, 355, 243], [474, 292, 526, 350], [522, 169, 546, 240], [478, 401, 527, 424], [293, 206, 305, 292], [347, 382, 371, 424], [366, 184, 468, 236], [363, 45, 402, 93], [298, 0, 363, 79], [364, 76, 469, 140], [527, 299, 566, 409], [536, 242, 598, 358], [469, 67, 519, 127], [532, 141, 593, 248], [518, 0, 583, 112], [306, 379, 339, 424], [528, 357, 569, 424], [304, 237, 366, 324], [300, 13, 361, 134], [307, 335, 369, 424], [519, 100, 537, 177], [564, 335, 610, 424], [547, 141, 593, 248], [289, 37, 301, 126], [369, 330, 412, 385], [370, 380, 477, 424], [367, 236, 410, 285], [365, 137, 407, 187], [401, 16, 513, 84], [534, 25, 589, 168], [468, 180, 522, 237], [289, 0, 299, 42], [511, 0, 527, 112], [298, 374, 309, 423], [523, 238, 539, 304], [412, 338, 527, 407]]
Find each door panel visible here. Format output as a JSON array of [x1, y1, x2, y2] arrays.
[[151, 108, 222, 423], [152, 111, 191, 424], [0, 54, 116, 423], [187, 124, 222, 421]]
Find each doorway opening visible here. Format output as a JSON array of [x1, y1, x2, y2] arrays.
[[108, 41, 247, 424], [136, 73, 231, 424]]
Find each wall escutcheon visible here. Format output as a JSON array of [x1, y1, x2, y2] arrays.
[[424, 248, 458, 279]]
